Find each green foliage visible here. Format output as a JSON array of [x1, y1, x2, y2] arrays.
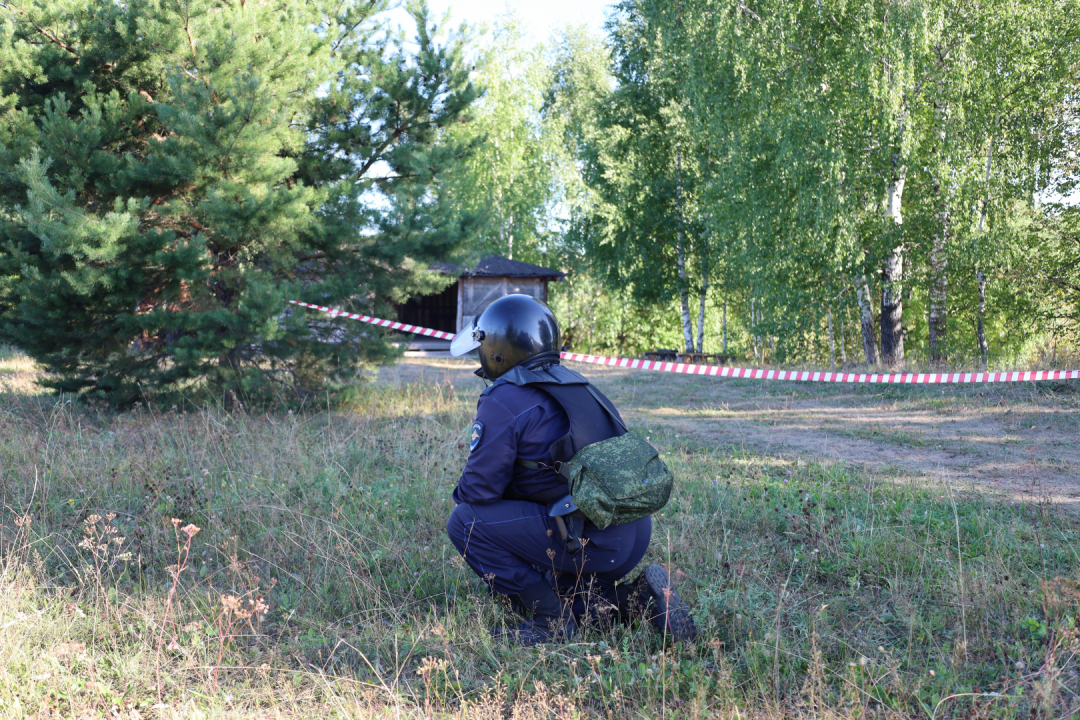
[[550, 271, 749, 357], [582, 2, 718, 352], [546, 0, 1080, 366], [0, 0, 479, 406], [1035, 205, 1080, 357], [1033, 76, 1080, 359], [444, 13, 563, 263]]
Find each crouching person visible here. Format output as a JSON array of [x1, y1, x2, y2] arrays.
[[446, 294, 696, 646]]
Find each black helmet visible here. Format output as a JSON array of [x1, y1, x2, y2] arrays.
[[450, 294, 561, 379]]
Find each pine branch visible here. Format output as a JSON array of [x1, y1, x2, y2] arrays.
[[356, 123, 409, 178], [3, 2, 79, 55]]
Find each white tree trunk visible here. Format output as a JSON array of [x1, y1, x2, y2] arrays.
[[839, 305, 847, 365], [828, 309, 836, 370], [928, 98, 952, 364], [886, 174, 905, 224], [750, 297, 759, 362], [675, 152, 694, 353], [974, 117, 997, 369], [880, 168, 906, 366], [696, 287, 707, 353], [722, 298, 727, 353], [857, 278, 879, 365], [697, 148, 711, 354], [928, 203, 949, 363], [757, 305, 764, 361], [677, 248, 694, 354], [977, 269, 988, 367]]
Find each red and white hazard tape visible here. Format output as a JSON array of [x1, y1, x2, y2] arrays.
[[290, 301, 1080, 384], [562, 353, 1079, 384], [289, 300, 457, 340]]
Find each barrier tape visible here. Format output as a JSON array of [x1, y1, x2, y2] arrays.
[[290, 301, 1080, 384], [289, 300, 456, 340]]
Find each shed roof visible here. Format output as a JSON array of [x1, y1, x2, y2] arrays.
[[433, 255, 565, 280]]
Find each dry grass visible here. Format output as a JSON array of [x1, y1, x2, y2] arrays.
[[1, 352, 1079, 718], [0, 347, 45, 398]]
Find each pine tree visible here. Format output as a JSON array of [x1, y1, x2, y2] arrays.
[[0, 0, 478, 406]]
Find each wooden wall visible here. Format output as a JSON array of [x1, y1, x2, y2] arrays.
[[396, 281, 459, 333], [457, 277, 546, 332]]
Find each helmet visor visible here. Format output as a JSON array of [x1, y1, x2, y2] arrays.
[[449, 326, 482, 357]]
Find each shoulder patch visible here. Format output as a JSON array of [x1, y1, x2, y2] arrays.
[[469, 420, 484, 452]]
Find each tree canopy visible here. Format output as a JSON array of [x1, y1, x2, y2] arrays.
[[0, 0, 478, 405], [2, 0, 1079, 405], [543, 0, 1080, 365]]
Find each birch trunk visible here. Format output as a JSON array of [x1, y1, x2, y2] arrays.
[[722, 299, 728, 353], [757, 306, 764, 361], [927, 202, 949, 363], [880, 166, 906, 366], [857, 278, 879, 365], [973, 117, 997, 370], [696, 287, 707, 353], [828, 309, 836, 370], [977, 270, 988, 367], [839, 307, 847, 365], [696, 219, 707, 354], [750, 297, 760, 362], [928, 99, 950, 363], [495, 143, 508, 258], [696, 146, 710, 354], [978, 113, 999, 234], [675, 152, 694, 353]]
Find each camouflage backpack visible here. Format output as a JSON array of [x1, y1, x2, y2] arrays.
[[495, 365, 674, 530], [554, 426, 674, 530]]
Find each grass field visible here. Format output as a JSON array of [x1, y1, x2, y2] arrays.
[[2, 353, 1079, 718]]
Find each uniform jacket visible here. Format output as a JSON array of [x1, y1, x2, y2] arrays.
[[453, 363, 624, 507]]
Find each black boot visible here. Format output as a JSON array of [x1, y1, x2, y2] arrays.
[[616, 564, 697, 642], [492, 582, 578, 646], [566, 587, 616, 631]]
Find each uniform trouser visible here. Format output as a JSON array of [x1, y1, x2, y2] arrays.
[[446, 500, 652, 613]]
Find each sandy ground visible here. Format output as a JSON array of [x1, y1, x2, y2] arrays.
[[378, 357, 1080, 510]]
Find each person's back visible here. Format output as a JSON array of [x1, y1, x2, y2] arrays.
[[453, 379, 570, 507], [446, 294, 696, 645]]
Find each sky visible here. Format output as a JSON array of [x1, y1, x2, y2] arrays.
[[393, 0, 613, 46]]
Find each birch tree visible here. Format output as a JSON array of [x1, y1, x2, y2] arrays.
[[447, 15, 562, 262], [582, 0, 712, 353], [574, 0, 1079, 364]]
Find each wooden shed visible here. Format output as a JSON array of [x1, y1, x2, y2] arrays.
[[396, 255, 565, 351]]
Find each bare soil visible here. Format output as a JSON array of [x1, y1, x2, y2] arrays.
[[378, 357, 1080, 510]]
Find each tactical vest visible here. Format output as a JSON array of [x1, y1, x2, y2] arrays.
[[484, 364, 627, 466], [485, 364, 674, 530]]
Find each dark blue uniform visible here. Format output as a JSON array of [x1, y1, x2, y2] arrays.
[[447, 381, 652, 605]]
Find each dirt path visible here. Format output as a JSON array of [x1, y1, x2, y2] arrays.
[[379, 358, 1080, 509]]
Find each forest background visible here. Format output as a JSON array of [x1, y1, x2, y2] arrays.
[[1, 0, 1079, 406], [454, 0, 1080, 372]]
